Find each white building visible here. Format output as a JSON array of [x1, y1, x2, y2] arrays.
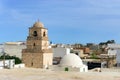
[[0, 59, 15, 69], [53, 47, 70, 58], [0, 44, 4, 56], [4, 42, 26, 58], [116, 50, 120, 67], [51, 54, 88, 72], [0, 59, 25, 69], [107, 44, 120, 67]]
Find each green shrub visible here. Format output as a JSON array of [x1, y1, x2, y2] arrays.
[[64, 67, 69, 71]]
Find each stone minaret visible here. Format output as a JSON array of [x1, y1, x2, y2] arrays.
[[22, 21, 53, 68]]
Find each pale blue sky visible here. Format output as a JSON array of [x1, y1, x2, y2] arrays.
[[0, 0, 120, 44]]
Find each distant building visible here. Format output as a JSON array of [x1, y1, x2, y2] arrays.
[[0, 44, 4, 56], [4, 42, 26, 58], [53, 47, 70, 58], [73, 47, 90, 58], [22, 21, 53, 68], [86, 43, 99, 51], [73, 49, 84, 57], [72, 43, 82, 49], [107, 44, 120, 67]]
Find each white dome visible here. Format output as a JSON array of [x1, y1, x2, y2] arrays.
[[60, 54, 83, 68]]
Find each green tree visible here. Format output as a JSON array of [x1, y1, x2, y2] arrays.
[[0, 55, 22, 64]]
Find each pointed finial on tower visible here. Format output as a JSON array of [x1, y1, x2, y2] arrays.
[[33, 19, 44, 27]]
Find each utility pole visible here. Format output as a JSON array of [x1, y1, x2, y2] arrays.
[[1, 48, 6, 68]]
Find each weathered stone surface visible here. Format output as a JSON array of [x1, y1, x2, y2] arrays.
[[22, 21, 53, 68]]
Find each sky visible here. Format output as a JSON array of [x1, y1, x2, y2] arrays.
[[0, 0, 120, 44]]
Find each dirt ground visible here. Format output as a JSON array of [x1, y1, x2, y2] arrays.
[[0, 68, 120, 80]]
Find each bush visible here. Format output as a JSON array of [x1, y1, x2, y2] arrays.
[[64, 67, 69, 71]]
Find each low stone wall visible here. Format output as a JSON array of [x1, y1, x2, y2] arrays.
[[101, 68, 120, 72]]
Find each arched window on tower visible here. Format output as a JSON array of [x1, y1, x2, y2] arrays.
[[43, 32, 46, 37], [33, 31, 37, 37]]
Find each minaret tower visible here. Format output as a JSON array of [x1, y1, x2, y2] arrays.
[[22, 21, 53, 68]]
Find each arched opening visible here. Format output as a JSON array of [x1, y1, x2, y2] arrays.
[[33, 31, 37, 37], [43, 32, 46, 37]]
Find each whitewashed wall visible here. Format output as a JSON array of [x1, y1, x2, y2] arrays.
[[116, 50, 120, 63], [0, 59, 15, 69], [53, 47, 70, 58], [50, 65, 88, 72], [4, 44, 26, 58], [108, 49, 117, 55], [14, 64, 25, 68], [107, 44, 120, 67]]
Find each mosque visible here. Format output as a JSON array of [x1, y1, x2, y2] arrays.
[[22, 21, 53, 68], [22, 21, 88, 72]]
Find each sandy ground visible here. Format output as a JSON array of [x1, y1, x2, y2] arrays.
[[0, 68, 120, 80]]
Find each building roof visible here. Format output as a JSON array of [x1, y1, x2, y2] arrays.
[[5, 42, 25, 45], [60, 54, 83, 68], [33, 21, 44, 28]]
